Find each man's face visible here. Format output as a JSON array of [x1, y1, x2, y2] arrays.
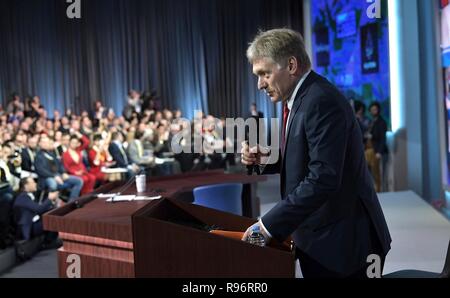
[[15, 134, 25, 146], [39, 137, 51, 151], [2, 146, 12, 159], [25, 178, 37, 193], [28, 136, 39, 149], [117, 133, 124, 142], [83, 117, 92, 128], [252, 58, 292, 103], [61, 135, 70, 147], [19, 121, 28, 130], [61, 117, 69, 126], [370, 106, 379, 117], [54, 131, 62, 142], [71, 120, 80, 130]]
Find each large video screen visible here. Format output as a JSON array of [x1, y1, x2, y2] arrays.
[[311, 0, 390, 127]]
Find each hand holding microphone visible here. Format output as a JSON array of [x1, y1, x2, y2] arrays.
[[241, 141, 268, 175], [241, 141, 260, 166]]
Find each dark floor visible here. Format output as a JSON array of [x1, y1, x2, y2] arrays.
[[0, 249, 58, 278]]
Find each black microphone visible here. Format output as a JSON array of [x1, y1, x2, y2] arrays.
[[72, 191, 99, 209], [246, 164, 254, 175], [250, 115, 262, 175], [244, 141, 260, 176], [74, 200, 84, 209], [247, 165, 261, 175]]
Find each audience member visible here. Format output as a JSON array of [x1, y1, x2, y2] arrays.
[[35, 135, 83, 201]]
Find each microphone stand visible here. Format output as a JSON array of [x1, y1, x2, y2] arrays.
[[110, 173, 136, 203]]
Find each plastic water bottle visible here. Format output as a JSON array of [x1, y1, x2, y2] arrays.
[[247, 225, 266, 247]]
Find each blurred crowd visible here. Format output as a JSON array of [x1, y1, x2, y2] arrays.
[[0, 90, 239, 251]]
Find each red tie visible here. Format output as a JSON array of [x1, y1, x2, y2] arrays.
[[281, 102, 290, 153]]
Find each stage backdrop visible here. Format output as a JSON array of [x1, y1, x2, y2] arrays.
[[311, 0, 391, 127], [0, 0, 303, 120]]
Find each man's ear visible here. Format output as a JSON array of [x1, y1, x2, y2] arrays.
[[287, 57, 299, 74]]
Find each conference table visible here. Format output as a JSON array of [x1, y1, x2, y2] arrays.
[[43, 170, 267, 278]]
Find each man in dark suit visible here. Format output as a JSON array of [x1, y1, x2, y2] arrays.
[[35, 135, 83, 201], [21, 134, 39, 173], [108, 132, 139, 177], [241, 29, 391, 278], [109, 132, 129, 168], [367, 101, 389, 192], [13, 177, 57, 241]]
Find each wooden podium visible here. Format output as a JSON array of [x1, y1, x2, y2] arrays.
[[132, 198, 295, 277], [43, 170, 294, 278]]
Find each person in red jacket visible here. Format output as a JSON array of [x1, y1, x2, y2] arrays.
[[62, 134, 96, 195], [88, 133, 114, 183]]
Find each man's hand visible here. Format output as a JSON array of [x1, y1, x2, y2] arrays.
[[132, 164, 140, 173], [48, 191, 59, 202], [62, 173, 70, 181], [241, 221, 270, 243], [375, 153, 382, 160], [55, 176, 64, 185], [241, 142, 272, 166]]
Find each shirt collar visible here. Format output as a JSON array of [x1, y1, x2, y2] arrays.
[[286, 70, 311, 111]]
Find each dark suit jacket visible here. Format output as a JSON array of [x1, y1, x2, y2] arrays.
[[13, 192, 54, 240], [35, 150, 66, 189], [261, 71, 392, 276], [108, 142, 129, 168], [35, 150, 66, 178], [21, 147, 36, 172]]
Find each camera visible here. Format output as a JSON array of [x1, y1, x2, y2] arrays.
[[8, 151, 22, 167]]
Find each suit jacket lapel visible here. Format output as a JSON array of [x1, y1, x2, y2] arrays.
[[283, 71, 319, 159], [279, 71, 319, 198]]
